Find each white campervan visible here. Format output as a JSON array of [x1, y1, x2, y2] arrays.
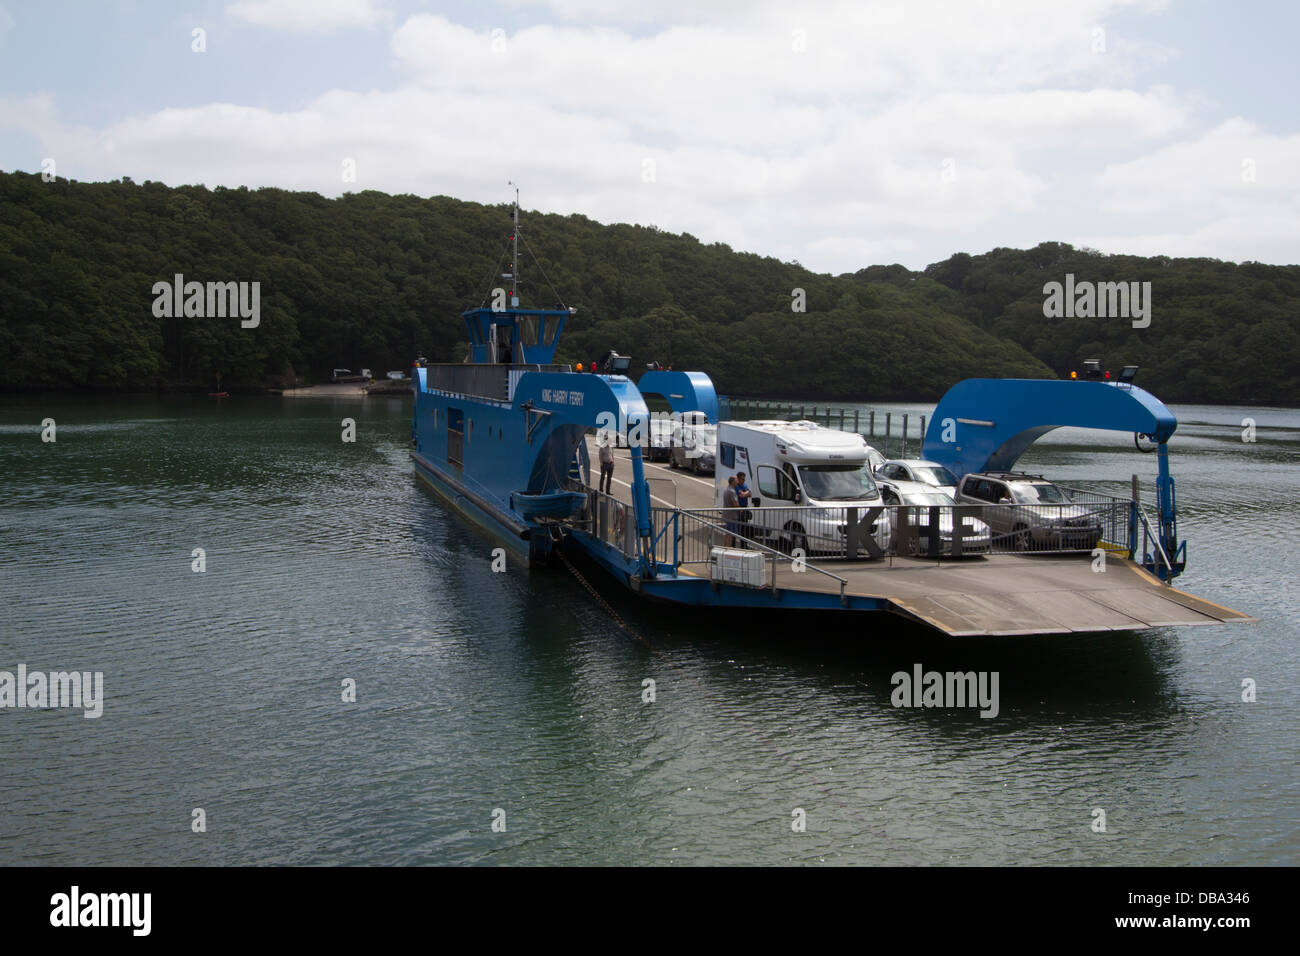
[[715, 420, 890, 555]]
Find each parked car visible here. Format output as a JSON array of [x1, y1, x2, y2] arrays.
[[876, 459, 960, 497], [646, 416, 674, 461], [614, 416, 674, 457], [857, 439, 886, 473], [878, 478, 992, 555], [669, 421, 716, 474], [954, 472, 1103, 551]]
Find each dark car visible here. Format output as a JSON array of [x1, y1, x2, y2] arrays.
[[669, 422, 716, 474]]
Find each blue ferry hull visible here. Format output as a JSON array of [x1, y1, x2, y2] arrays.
[[411, 450, 533, 562]]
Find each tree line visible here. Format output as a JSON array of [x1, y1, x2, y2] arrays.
[[1, 170, 1294, 404]]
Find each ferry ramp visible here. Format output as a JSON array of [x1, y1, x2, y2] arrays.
[[583, 439, 1253, 637]]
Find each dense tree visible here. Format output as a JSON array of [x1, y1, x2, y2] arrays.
[[904, 243, 1300, 403], [1, 172, 1292, 402]]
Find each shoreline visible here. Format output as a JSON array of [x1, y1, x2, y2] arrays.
[[276, 383, 369, 398], [0, 386, 1290, 410]]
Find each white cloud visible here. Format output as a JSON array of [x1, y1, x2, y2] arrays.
[[1075, 216, 1300, 264], [1094, 118, 1300, 215], [5, 0, 1296, 271], [225, 0, 385, 31], [1069, 118, 1300, 264]]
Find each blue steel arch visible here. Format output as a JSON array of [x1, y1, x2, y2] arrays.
[[509, 371, 656, 541], [636, 370, 720, 423], [920, 377, 1184, 578], [921, 379, 1177, 479], [510, 372, 651, 490]]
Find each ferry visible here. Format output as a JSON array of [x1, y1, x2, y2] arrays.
[[410, 190, 1252, 637]]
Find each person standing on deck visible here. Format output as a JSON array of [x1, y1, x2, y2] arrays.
[[734, 472, 753, 531], [598, 435, 615, 495], [723, 475, 741, 547], [735, 472, 752, 507]]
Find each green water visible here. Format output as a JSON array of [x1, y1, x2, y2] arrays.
[[0, 393, 1295, 865]]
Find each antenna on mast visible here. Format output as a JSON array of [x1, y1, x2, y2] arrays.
[[507, 181, 520, 308]]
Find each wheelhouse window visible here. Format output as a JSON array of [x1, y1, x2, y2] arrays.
[[518, 315, 539, 348]]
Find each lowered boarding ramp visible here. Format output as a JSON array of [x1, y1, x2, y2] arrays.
[[758, 554, 1253, 637]]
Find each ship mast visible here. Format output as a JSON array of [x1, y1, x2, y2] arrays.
[[507, 180, 520, 309]]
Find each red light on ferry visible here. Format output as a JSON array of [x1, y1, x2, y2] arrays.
[[1104, 370, 1111, 380]]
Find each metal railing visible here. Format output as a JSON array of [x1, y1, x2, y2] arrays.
[[1056, 485, 1132, 507], [572, 489, 1134, 600], [682, 505, 893, 558], [1135, 505, 1175, 580], [424, 363, 570, 402], [651, 506, 851, 601], [645, 476, 677, 509], [572, 489, 850, 599], [720, 400, 929, 458], [580, 488, 638, 558], [674, 500, 1129, 559]]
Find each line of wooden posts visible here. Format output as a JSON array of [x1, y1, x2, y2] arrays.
[[722, 398, 930, 459]]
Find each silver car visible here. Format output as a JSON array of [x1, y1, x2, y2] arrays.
[[669, 423, 716, 474], [954, 472, 1104, 552], [876, 459, 960, 497], [879, 479, 992, 555]]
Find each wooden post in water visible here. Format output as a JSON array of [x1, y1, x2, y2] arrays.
[[920, 415, 927, 445], [869, 410, 875, 437], [902, 414, 909, 457], [885, 413, 892, 456], [854, 409, 860, 432]]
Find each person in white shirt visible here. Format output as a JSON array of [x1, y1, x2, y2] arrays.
[[598, 436, 615, 494]]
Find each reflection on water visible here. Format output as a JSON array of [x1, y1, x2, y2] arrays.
[[0, 394, 1295, 865]]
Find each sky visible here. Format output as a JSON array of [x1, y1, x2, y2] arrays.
[[1, 0, 1297, 274]]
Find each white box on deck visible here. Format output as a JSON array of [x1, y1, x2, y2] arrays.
[[710, 547, 767, 588]]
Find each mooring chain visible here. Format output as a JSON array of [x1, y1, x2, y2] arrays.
[[554, 546, 649, 648]]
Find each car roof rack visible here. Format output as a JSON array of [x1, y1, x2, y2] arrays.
[[977, 471, 1048, 481]]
